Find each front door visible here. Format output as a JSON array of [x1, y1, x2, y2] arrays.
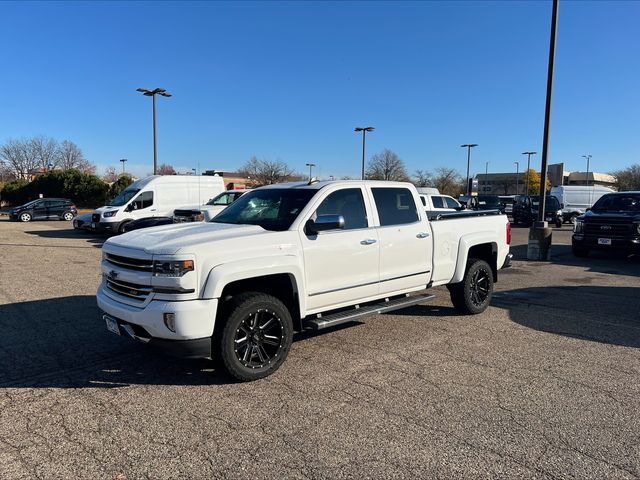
[[300, 186, 379, 312]]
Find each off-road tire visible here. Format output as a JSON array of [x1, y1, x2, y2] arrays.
[[449, 258, 494, 315], [215, 292, 293, 382]]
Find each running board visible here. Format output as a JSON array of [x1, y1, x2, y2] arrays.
[[305, 293, 435, 330]]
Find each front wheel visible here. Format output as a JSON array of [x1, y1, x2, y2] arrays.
[[215, 292, 293, 381], [19, 212, 32, 222], [62, 211, 75, 221], [449, 258, 494, 314]]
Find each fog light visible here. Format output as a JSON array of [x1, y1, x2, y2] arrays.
[[163, 313, 176, 332]]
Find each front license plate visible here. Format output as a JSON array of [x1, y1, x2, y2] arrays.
[[598, 238, 612, 245], [545, 216, 552, 221], [91, 222, 96, 229], [104, 315, 121, 335]]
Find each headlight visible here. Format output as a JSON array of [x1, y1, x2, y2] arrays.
[[152, 259, 194, 277], [557, 210, 562, 216], [574, 220, 584, 233], [103, 210, 118, 218]]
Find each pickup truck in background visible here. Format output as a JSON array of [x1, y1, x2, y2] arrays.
[[97, 180, 512, 381], [419, 193, 462, 214], [173, 189, 249, 223]]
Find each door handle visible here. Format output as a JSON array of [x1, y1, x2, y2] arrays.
[[416, 232, 430, 238], [360, 239, 377, 245]]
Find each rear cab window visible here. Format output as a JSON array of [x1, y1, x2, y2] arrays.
[[371, 187, 419, 226]]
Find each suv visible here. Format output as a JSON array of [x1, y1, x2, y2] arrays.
[[512, 195, 563, 227], [9, 198, 77, 222], [572, 191, 640, 257], [468, 195, 504, 213]]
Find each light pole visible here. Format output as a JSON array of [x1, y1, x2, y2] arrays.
[[485, 161, 489, 175], [305, 163, 316, 182], [136, 87, 172, 175], [120, 158, 127, 174], [461, 144, 478, 196], [522, 151, 537, 194], [582, 154, 592, 186], [514, 161, 520, 195], [355, 127, 375, 180]]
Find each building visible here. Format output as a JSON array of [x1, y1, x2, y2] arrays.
[[475, 172, 526, 195], [203, 170, 250, 190]]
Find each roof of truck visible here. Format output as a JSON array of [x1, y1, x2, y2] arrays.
[[258, 180, 415, 190]]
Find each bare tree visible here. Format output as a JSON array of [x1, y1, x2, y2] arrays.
[[30, 135, 59, 170], [495, 177, 516, 195], [157, 163, 177, 175], [103, 166, 119, 183], [413, 169, 434, 187], [432, 167, 465, 197], [238, 156, 296, 186], [366, 149, 409, 181], [613, 164, 640, 191], [0, 138, 39, 179], [58, 140, 95, 173]]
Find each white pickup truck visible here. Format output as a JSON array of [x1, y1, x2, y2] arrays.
[[97, 180, 512, 381]]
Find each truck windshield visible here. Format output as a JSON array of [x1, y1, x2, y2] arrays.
[[212, 188, 316, 231], [109, 188, 140, 207], [592, 194, 640, 212]]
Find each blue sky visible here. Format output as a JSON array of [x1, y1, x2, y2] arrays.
[[1, 0, 639, 179]]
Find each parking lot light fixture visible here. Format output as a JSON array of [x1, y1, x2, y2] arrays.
[[522, 152, 537, 194], [137, 87, 172, 175], [355, 127, 375, 180], [582, 154, 592, 186], [120, 158, 127, 174], [461, 144, 478, 196], [305, 163, 316, 182], [514, 161, 520, 195]]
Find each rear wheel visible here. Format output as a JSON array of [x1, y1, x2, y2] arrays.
[[449, 258, 494, 314], [19, 212, 32, 222], [215, 292, 293, 381], [572, 245, 589, 257], [569, 213, 579, 225]]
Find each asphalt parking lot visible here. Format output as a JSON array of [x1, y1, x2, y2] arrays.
[[1, 218, 639, 479]]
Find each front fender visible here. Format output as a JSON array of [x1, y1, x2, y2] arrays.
[[451, 233, 498, 284]]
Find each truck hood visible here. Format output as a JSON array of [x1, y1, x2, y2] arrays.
[[583, 211, 640, 221], [105, 222, 268, 255], [95, 206, 119, 214]]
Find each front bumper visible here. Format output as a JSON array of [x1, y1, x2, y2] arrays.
[[93, 221, 121, 233], [501, 253, 513, 269], [572, 234, 640, 251]]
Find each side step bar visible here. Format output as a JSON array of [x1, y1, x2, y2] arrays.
[[305, 293, 435, 330]]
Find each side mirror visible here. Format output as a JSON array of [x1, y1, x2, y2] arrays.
[[305, 214, 345, 235]]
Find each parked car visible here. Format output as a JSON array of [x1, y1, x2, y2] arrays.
[[572, 191, 640, 257], [550, 185, 616, 224], [9, 198, 77, 222], [468, 195, 505, 214], [73, 212, 94, 231], [419, 193, 462, 214], [513, 195, 563, 227], [98, 180, 511, 381], [498, 195, 516, 216], [122, 216, 174, 233], [174, 189, 249, 222]]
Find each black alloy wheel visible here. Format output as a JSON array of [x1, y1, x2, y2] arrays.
[[469, 266, 491, 308], [448, 258, 494, 314], [234, 309, 285, 369]]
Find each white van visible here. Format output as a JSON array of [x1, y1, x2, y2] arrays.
[[550, 185, 616, 224], [92, 175, 225, 234]]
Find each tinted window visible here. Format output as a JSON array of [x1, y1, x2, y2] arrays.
[[445, 197, 460, 209], [372, 188, 419, 226], [431, 196, 444, 208], [592, 194, 640, 212], [132, 191, 153, 210], [477, 195, 501, 207], [315, 188, 368, 230], [110, 188, 140, 206], [213, 188, 316, 231]]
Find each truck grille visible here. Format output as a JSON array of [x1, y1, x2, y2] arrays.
[[584, 221, 631, 237], [105, 276, 152, 301], [104, 253, 153, 272]]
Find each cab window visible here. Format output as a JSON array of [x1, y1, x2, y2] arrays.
[[372, 188, 419, 226], [431, 196, 444, 208], [445, 197, 460, 209], [314, 188, 368, 230]]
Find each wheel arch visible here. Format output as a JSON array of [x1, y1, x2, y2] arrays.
[[452, 237, 498, 284]]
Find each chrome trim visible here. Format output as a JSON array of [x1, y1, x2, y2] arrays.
[[309, 270, 431, 297]]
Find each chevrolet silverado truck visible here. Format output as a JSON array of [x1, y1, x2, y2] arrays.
[[97, 181, 512, 381], [572, 191, 640, 257]]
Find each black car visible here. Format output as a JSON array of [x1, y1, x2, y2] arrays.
[[9, 198, 77, 222], [572, 191, 640, 257], [122, 216, 174, 233], [512, 195, 563, 227], [468, 195, 505, 213]]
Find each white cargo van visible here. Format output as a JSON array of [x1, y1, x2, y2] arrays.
[[92, 175, 225, 234], [550, 185, 616, 224]]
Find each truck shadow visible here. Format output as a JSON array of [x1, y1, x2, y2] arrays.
[[509, 243, 639, 277], [492, 285, 640, 348], [0, 296, 237, 388], [24, 228, 106, 248]]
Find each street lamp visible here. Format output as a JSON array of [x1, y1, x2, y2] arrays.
[[522, 151, 537, 195], [305, 163, 316, 182], [136, 87, 172, 175], [461, 144, 478, 196], [120, 158, 127, 174], [485, 161, 489, 175], [514, 161, 520, 195], [582, 154, 592, 186], [355, 127, 375, 180]]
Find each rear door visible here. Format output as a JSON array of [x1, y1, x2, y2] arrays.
[[300, 186, 379, 312], [370, 186, 432, 295], [32, 200, 47, 219]]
